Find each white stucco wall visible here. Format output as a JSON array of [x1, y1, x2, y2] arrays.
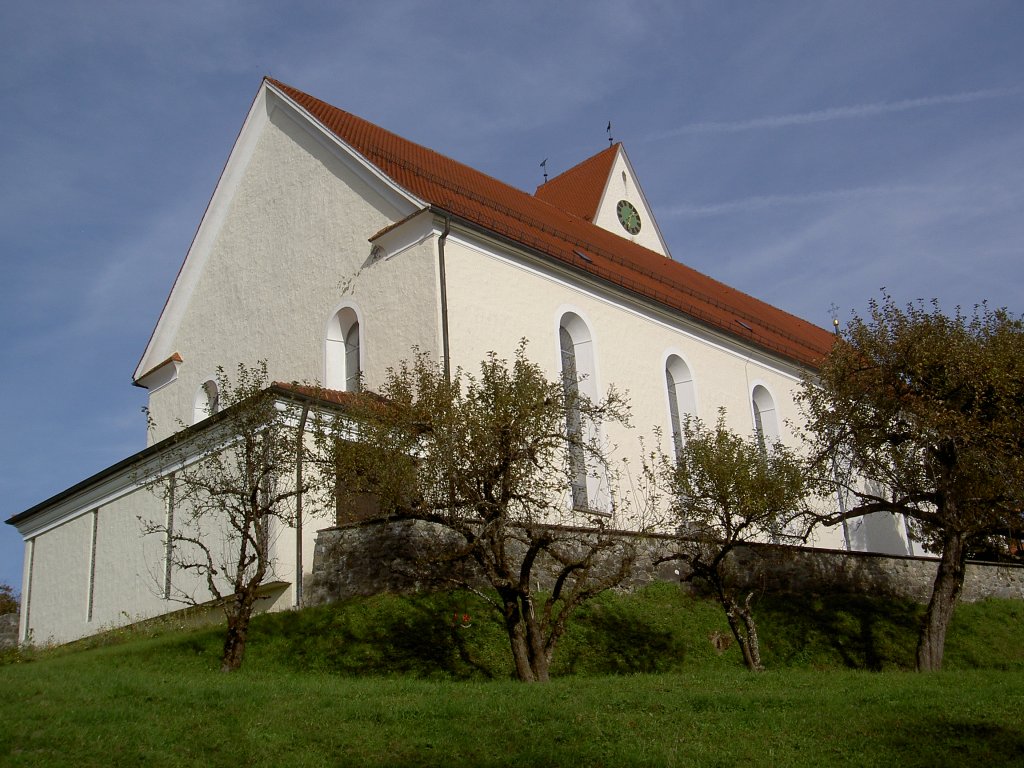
[[20, 482, 206, 645], [22, 514, 92, 645], [18, 481, 324, 646], [441, 234, 801, 440], [145, 95, 440, 443], [89, 491, 173, 631], [438, 232, 848, 549], [263, 458, 333, 609], [14, 412, 333, 646]]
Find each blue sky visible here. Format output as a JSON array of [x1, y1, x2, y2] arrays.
[[2, 1, 1023, 591]]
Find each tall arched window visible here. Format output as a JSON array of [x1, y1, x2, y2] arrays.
[[192, 379, 219, 424], [559, 312, 597, 511], [344, 321, 360, 392], [326, 307, 361, 392], [665, 355, 696, 459], [751, 384, 779, 452]]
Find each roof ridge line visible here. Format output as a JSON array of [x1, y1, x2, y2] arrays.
[[271, 78, 541, 200]]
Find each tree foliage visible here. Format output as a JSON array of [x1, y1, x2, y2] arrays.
[[0, 583, 18, 616], [329, 343, 656, 682], [655, 412, 817, 671], [143, 362, 324, 672], [799, 295, 1024, 670]]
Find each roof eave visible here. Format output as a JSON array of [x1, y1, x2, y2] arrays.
[[5, 384, 354, 530], [425, 205, 828, 370]]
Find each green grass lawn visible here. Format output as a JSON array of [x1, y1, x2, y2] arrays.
[[2, 585, 1023, 767]]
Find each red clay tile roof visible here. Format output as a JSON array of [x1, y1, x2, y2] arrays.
[[533, 144, 618, 220], [273, 383, 394, 419], [268, 78, 834, 368], [272, 382, 359, 408]]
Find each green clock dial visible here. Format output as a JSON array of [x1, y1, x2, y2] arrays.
[[616, 199, 642, 235]]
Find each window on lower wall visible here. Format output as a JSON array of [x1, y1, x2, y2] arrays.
[[559, 312, 598, 511], [560, 326, 587, 510], [751, 384, 779, 452], [327, 306, 361, 392], [192, 380, 219, 424], [665, 355, 696, 459]]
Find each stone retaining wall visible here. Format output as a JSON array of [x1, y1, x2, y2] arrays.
[[727, 545, 1024, 602], [0, 613, 19, 649], [307, 520, 1024, 606]]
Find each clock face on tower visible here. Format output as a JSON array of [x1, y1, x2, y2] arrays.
[[616, 199, 642, 235]]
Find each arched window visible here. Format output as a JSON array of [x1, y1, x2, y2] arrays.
[[751, 384, 779, 452], [344, 321, 361, 392], [665, 355, 696, 459], [559, 312, 597, 511], [560, 327, 586, 509], [193, 379, 219, 424], [326, 307, 361, 392]]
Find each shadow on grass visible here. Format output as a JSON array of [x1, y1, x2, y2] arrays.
[[556, 590, 691, 675], [756, 592, 922, 670], [239, 592, 511, 679], [878, 717, 1024, 767], [148, 586, 1020, 678], [184, 587, 700, 679]]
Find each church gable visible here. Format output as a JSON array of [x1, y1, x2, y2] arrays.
[[590, 146, 671, 258], [534, 144, 670, 258], [134, 82, 442, 443], [134, 82, 422, 388]]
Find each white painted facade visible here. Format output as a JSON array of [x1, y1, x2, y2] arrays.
[[8, 79, 913, 645]]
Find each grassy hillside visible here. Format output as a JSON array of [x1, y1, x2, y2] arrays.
[[2, 585, 1023, 767], [136, 582, 1023, 678]]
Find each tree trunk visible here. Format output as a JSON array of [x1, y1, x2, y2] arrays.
[[737, 594, 763, 672], [220, 592, 255, 672], [522, 594, 552, 683], [724, 593, 765, 671], [503, 596, 536, 682], [507, 623, 535, 682], [916, 530, 967, 672], [502, 594, 551, 682]]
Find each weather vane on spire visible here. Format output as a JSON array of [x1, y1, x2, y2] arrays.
[[828, 302, 840, 335], [607, 121, 613, 146], [540, 158, 548, 184]]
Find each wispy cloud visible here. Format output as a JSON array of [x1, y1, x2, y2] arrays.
[[681, 133, 1024, 324], [665, 183, 941, 217], [648, 86, 1024, 140]]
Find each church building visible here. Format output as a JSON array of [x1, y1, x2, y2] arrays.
[[6, 78, 915, 645]]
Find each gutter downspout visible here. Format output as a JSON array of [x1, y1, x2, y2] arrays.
[[438, 215, 452, 383], [294, 402, 309, 608]]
